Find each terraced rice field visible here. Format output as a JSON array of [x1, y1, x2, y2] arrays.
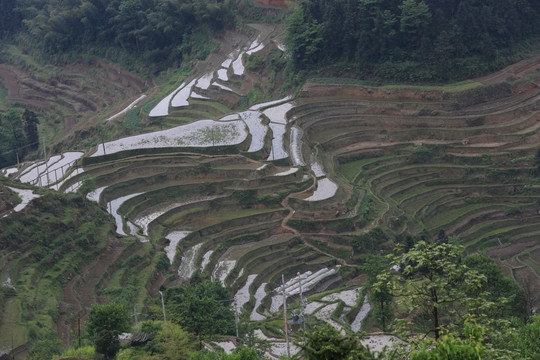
[[2, 23, 540, 354], [293, 78, 540, 304]]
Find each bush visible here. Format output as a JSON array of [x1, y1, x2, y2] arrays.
[[245, 53, 265, 71]]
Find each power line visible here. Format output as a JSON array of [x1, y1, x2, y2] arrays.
[[0, 139, 41, 156]]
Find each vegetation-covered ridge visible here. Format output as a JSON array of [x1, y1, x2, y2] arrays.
[[1, 0, 235, 72], [286, 0, 540, 81]]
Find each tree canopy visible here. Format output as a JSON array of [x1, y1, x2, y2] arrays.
[[86, 302, 131, 338], [3, 0, 234, 72], [117, 321, 196, 360], [463, 254, 527, 321], [285, 0, 540, 81], [376, 241, 487, 339], [0, 108, 39, 168], [298, 323, 374, 360], [165, 281, 236, 339]]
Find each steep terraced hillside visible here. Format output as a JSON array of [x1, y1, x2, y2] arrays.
[[294, 73, 540, 309], [2, 20, 540, 358]]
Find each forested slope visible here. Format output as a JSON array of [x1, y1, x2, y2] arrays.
[[286, 0, 540, 81], [1, 0, 235, 72]]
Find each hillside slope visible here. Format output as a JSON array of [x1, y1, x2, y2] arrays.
[[2, 15, 540, 360]]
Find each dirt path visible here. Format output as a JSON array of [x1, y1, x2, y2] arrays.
[[280, 173, 356, 267], [57, 238, 126, 345]]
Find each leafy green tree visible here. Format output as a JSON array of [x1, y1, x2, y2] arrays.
[[284, 0, 540, 81], [0, 109, 28, 167], [86, 302, 130, 359], [95, 329, 121, 360], [399, 0, 432, 48], [22, 109, 39, 151], [118, 321, 196, 360], [189, 347, 259, 360], [359, 255, 394, 331], [285, 3, 324, 70], [512, 315, 540, 360], [376, 241, 486, 339], [242, 329, 271, 358], [86, 302, 131, 339], [410, 319, 486, 360], [463, 254, 527, 321], [2, 109, 26, 156], [165, 281, 235, 345], [298, 323, 374, 360], [0, 0, 22, 36], [27, 331, 63, 360]]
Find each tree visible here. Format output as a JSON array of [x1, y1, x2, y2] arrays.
[[86, 302, 131, 338], [118, 321, 196, 360], [463, 254, 527, 321], [285, 3, 324, 70], [27, 331, 63, 360], [298, 323, 374, 360], [95, 329, 121, 360], [359, 255, 394, 331], [376, 241, 486, 339], [242, 328, 271, 358], [399, 0, 432, 47], [165, 281, 235, 344], [22, 109, 39, 151], [512, 315, 540, 359], [409, 319, 486, 360], [189, 347, 259, 360], [86, 302, 130, 359], [2, 109, 26, 157]]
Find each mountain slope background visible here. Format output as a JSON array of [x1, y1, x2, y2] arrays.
[[1, 0, 540, 358]]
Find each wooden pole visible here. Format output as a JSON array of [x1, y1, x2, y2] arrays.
[[282, 274, 290, 357]]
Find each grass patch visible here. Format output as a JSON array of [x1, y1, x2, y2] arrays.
[[307, 77, 483, 93], [0, 298, 27, 349], [188, 99, 232, 114], [423, 203, 505, 230], [125, 107, 141, 129], [382, 79, 484, 92]]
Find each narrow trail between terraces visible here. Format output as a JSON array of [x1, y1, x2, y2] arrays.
[[280, 173, 356, 267]]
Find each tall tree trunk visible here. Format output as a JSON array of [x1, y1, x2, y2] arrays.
[[432, 289, 439, 340]]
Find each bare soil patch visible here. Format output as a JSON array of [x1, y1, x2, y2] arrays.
[[57, 237, 126, 345], [0, 59, 152, 145]]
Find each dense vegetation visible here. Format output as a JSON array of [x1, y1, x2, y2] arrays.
[[286, 0, 540, 81], [0, 0, 235, 72], [0, 109, 39, 168], [0, 189, 115, 357]]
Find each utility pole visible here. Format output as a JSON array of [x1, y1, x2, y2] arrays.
[[100, 130, 106, 155], [282, 274, 290, 358], [159, 291, 167, 325], [37, 163, 42, 187], [298, 272, 306, 332], [233, 299, 239, 338], [41, 136, 50, 185], [78, 318, 81, 348], [132, 304, 141, 327]]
